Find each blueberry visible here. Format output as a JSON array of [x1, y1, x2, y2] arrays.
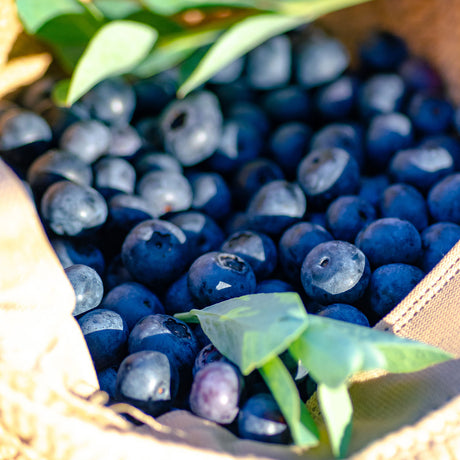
[[261, 86, 311, 123], [255, 279, 296, 294], [193, 344, 232, 376], [212, 79, 254, 111], [97, 367, 118, 400], [65, 264, 104, 316], [101, 281, 165, 330], [247, 35, 291, 90], [325, 195, 376, 242], [104, 253, 134, 292], [380, 183, 428, 231], [301, 240, 371, 304], [132, 152, 183, 178], [93, 157, 136, 199], [367, 263, 425, 320], [427, 174, 460, 224], [41, 181, 108, 237], [316, 303, 370, 327], [358, 174, 390, 208], [116, 350, 179, 416], [278, 222, 333, 285], [107, 124, 142, 158], [246, 180, 307, 236], [133, 73, 177, 117], [420, 222, 460, 272], [297, 148, 360, 210], [355, 217, 422, 267], [78, 308, 129, 370], [134, 117, 162, 150], [227, 101, 270, 136], [238, 393, 290, 444], [209, 56, 245, 84], [399, 57, 443, 94], [419, 135, 460, 171], [189, 361, 243, 424], [121, 219, 189, 289], [160, 90, 223, 166], [407, 93, 453, 135], [221, 230, 278, 280], [163, 273, 198, 315], [187, 251, 257, 307]]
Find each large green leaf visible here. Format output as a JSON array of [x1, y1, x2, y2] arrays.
[[259, 356, 319, 447], [93, 0, 142, 19], [64, 20, 158, 106], [176, 292, 309, 375]]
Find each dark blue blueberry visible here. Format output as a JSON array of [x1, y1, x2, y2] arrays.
[[160, 90, 223, 166], [212, 79, 254, 111], [399, 57, 443, 94], [389, 147, 454, 193], [278, 222, 333, 285], [104, 253, 134, 292], [190, 172, 232, 221], [269, 122, 311, 178], [314, 75, 359, 121], [40, 105, 86, 140], [247, 35, 291, 90], [167, 211, 225, 263], [366, 112, 413, 171], [427, 174, 460, 224], [133, 73, 177, 117], [107, 124, 142, 159], [60, 120, 111, 164], [116, 350, 179, 416], [137, 170, 193, 217], [307, 212, 327, 228], [238, 393, 290, 444], [121, 219, 188, 289], [367, 263, 425, 319], [93, 157, 136, 199], [359, 31, 408, 72], [419, 135, 460, 171], [226, 102, 270, 136], [301, 240, 370, 304], [261, 86, 311, 123], [380, 183, 428, 231], [209, 56, 245, 84], [187, 251, 257, 307], [325, 195, 376, 242], [358, 74, 406, 118], [134, 116, 162, 150], [82, 77, 136, 126], [41, 181, 108, 237], [221, 230, 277, 280], [224, 211, 252, 236], [255, 279, 295, 294], [420, 222, 460, 272], [101, 281, 165, 330], [132, 152, 182, 178], [246, 180, 307, 236], [316, 303, 369, 327], [163, 273, 198, 315], [407, 93, 453, 135], [189, 361, 243, 424], [297, 148, 360, 210], [97, 367, 117, 400], [296, 31, 349, 88], [193, 344, 232, 377], [355, 217, 422, 267], [358, 174, 390, 208], [65, 264, 104, 316], [78, 308, 128, 371]]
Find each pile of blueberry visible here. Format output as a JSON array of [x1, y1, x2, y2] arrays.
[[3, 25, 460, 444]]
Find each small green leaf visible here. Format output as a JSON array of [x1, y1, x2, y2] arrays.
[[176, 292, 309, 375], [177, 13, 306, 97], [259, 356, 319, 447], [278, 0, 373, 17], [317, 383, 353, 458], [64, 20, 158, 106], [16, 0, 84, 33], [51, 79, 71, 106]]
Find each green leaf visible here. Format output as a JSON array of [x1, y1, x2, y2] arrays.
[[16, 0, 84, 33], [64, 20, 158, 106], [317, 383, 353, 458], [259, 356, 319, 447], [51, 79, 71, 106], [177, 13, 305, 97], [278, 0, 373, 17], [93, 0, 142, 19], [126, 11, 184, 34], [176, 292, 309, 375]]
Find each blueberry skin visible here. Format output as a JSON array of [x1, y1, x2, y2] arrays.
[[390, 147, 454, 193], [297, 148, 360, 210], [247, 35, 291, 90], [428, 174, 460, 224], [78, 309, 129, 371], [101, 281, 165, 331], [359, 174, 390, 208], [316, 303, 370, 327], [325, 195, 376, 242], [209, 56, 245, 84], [160, 90, 223, 166], [97, 367, 118, 400], [355, 217, 422, 267], [189, 361, 243, 424], [65, 264, 104, 316], [419, 135, 460, 171], [187, 251, 257, 307], [193, 344, 232, 377], [134, 117, 162, 150], [380, 183, 428, 231], [121, 219, 189, 289], [93, 157, 136, 199], [227, 101, 270, 136], [255, 279, 295, 294], [246, 180, 307, 236], [399, 57, 443, 94], [59, 120, 111, 164], [221, 230, 278, 280], [367, 263, 425, 319], [116, 350, 179, 416], [238, 393, 290, 444], [278, 222, 333, 285], [107, 124, 142, 159], [261, 86, 311, 123], [104, 254, 134, 292], [163, 273, 198, 315], [133, 152, 182, 178], [41, 180, 108, 237], [420, 222, 460, 272], [301, 240, 371, 305]]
